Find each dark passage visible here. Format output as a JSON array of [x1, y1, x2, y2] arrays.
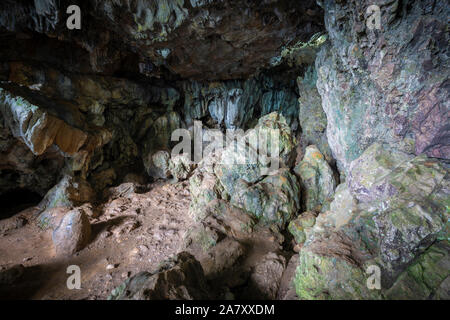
[[0, 189, 42, 219]]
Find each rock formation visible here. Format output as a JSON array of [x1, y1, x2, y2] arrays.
[[0, 0, 448, 301]]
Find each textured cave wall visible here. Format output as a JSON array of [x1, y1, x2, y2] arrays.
[[315, 0, 449, 174], [0, 107, 64, 196], [0, 0, 325, 197], [0, 0, 324, 80]]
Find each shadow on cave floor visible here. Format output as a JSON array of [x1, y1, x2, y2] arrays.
[[0, 189, 42, 220], [0, 263, 62, 300]]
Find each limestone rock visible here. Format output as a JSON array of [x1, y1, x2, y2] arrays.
[[245, 252, 286, 300], [39, 175, 95, 211], [202, 200, 257, 238], [297, 66, 333, 162], [189, 113, 300, 228], [37, 206, 71, 231], [144, 150, 171, 180], [0, 109, 64, 197], [348, 143, 446, 204], [108, 252, 210, 300], [215, 112, 297, 195], [288, 211, 317, 245], [316, 0, 449, 173], [189, 159, 227, 222], [294, 145, 336, 211], [169, 154, 196, 182], [183, 76, 299, 130], [294, 144, 449, 299], [230, 168, 301, 228], [196, 237, 246, 280], [52, 208, 92, 256], [277, 254, 300, 300], [0, 88, 87, 156]]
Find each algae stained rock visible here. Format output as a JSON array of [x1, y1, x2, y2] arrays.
[[294, 143, 450, 300], [294, 145, 336, 212], [315, 0, 450, 173]]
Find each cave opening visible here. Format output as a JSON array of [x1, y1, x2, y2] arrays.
[[0, 188, 42, 220]]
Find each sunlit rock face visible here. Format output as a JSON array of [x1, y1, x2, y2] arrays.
[[316, 0, 450, 174]]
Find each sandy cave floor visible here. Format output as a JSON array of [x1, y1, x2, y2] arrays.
[[0, 181, 195, 299], [0, 180, 291, 300]]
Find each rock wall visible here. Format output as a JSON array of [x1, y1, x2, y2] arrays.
[[294, 143, 449, 299], [0, 0, 323, 80], [0, 1, 325, 196], [316, 0, 449, 174]]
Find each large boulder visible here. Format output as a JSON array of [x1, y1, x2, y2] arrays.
[[52, 208, 92, 256], [244, 252, 287, 300], [189, 161, 227, 222], [215, 112, 297, 195], [144, 150, 171, 180], [230, 168, 301, 228], [294, 144, 449, 299], [294, 145, 336, 211], [288, 211, 317, 245], [168, 154, 196, 182], [316, 0, 450, 174], [108, 252, 211, 300], [189, 113, 301, 228]]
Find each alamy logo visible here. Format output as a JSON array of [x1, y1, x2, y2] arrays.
[[366, 265, 381, 290], [366, 5, 381, 30], [66, 265, 81, 290], [171, 121, 281, 174], [66, 5, 81, 30]]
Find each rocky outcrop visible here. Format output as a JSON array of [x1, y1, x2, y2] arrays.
[[0, 107, 64, 196], [144, 151, 195, 181], [38, 175, 95, 212], [1, 0, 448, 301], [189, 113, 301, 228], [297, 66, 332, 163], [316, 0, 450, 173], [0, 89, 86, 156], [0, 1, 324, 197], [108, 252, 211, 300], [294, 143, 449, 299], [294, 145, 336, 212], [288, 211, 316, 245], [182, 75, 299, 130], [244, 252, 287, 300], [0, 86, 112, 197]]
